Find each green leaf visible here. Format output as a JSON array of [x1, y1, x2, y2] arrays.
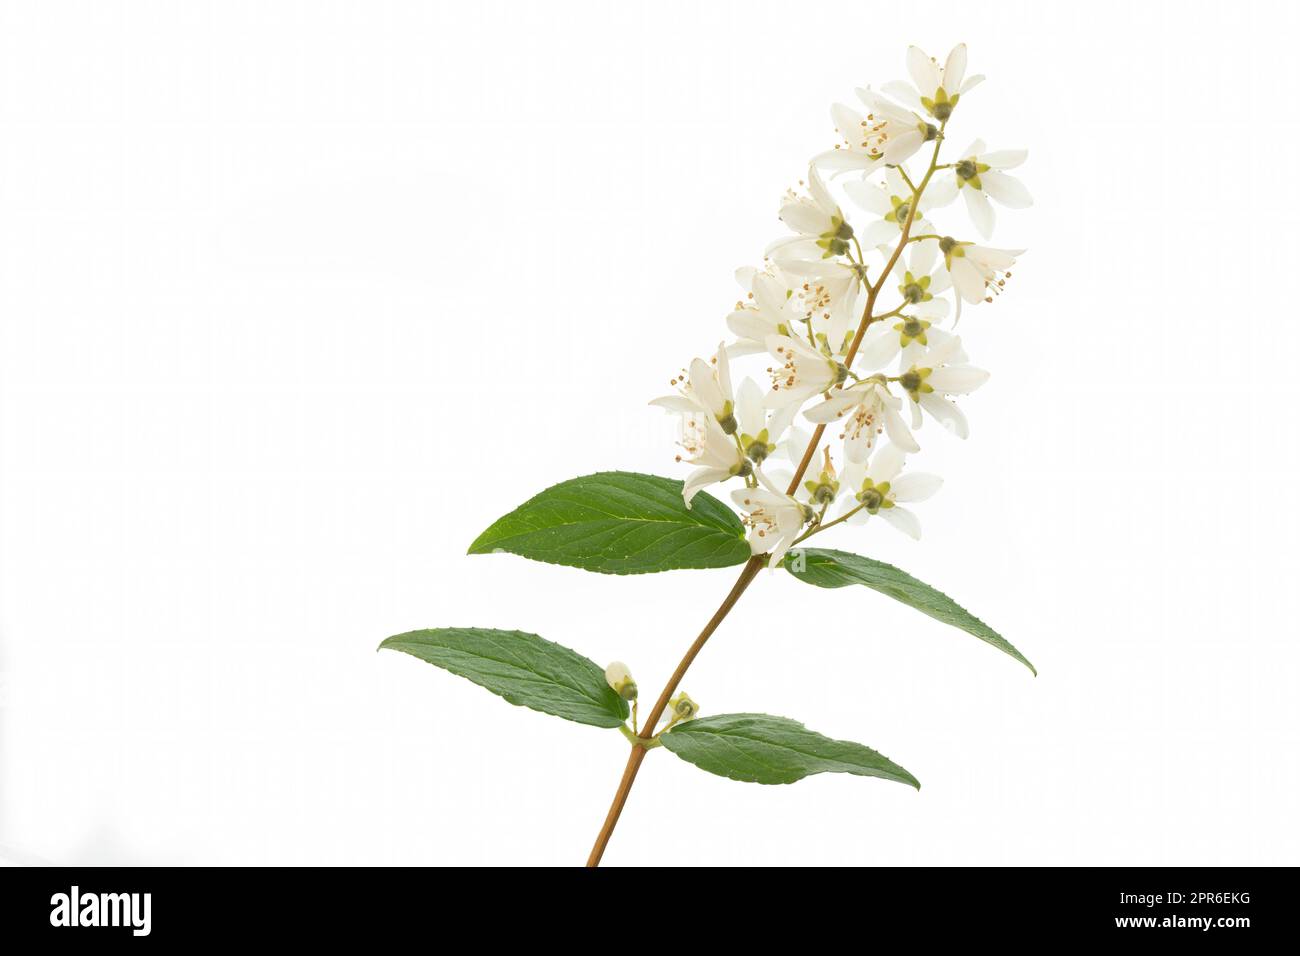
[[378, 627, 629, 728], [660, 713, 919, 788], [784, 547, 1036, 675], [467, 471, 750, 575]]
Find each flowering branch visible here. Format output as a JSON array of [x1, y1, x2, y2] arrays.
[[380, 42, 1036, 869], [583, 117, 954, 866]]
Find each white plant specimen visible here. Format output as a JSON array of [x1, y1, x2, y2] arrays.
[[379, 43, 1035, 867]]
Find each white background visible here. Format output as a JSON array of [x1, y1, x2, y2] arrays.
[[2, 0, 1297, 867]]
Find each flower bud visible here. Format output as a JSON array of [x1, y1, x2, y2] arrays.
[[668, 692, 698, 721], [604, 661, 638, 701]]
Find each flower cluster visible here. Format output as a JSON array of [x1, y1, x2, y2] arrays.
[[653, 44, 1029, 568]]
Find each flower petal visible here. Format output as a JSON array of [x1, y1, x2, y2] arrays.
[[981, 170, 1033, 208], [803, 390, 863, 423], [926, 364, 990, 394], [880, 505, 922, 540], [650, 395, 699, 414], [883, 129, 924, 165], [813, 148, 877, 174], [780, 201, 828, 237], [917, 393, 970, 438], [921, 174, 957, 209], [735, 378, 765, 435], [963, 185, 995, 239], [949, 257, 986, 303], [684, 466, 731, 505], [906, 45, 940, 96], [879, 80, 922, 110], [844, 179, 892, 215], [869, 442, 907, 483], [882, 404, 920, 453], [892, 472, 943, 502], [943, 43, 967, 94], [854, 326, 902, 371], [910, 237, 939, 275], [981, 149, 1028, 170]]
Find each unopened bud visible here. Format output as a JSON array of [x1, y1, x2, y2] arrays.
[[668, 692, 698, 721], [604, 661, 638, 701]]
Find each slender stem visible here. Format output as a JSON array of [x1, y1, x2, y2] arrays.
[[584, 129, 948, 867], [585, 555, 764, 867], [792, 501, 865, 546]]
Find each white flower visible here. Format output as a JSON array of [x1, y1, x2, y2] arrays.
[[730, 486, 809, 568], [669, 410, 749, 506], [803, 378, 918, 462], [764, 334, 845, 408], [938, 237, 1023, 307], [882, 43, 984, 122], [840, 444, 943, 540], [760, 439, 845, 510], [951, 139, 1032, 238], [727, 268, 799, 356], [844, 166, 955, 247], [893, 239, 953, 313], [650, 342, 736, 429], [892, 241, 953, 334], [854, 242, 959, 371], [814, 89, 933, 175], [854, 314, 961, 374], [733, 378, 798, 467], [763, 243, 865, 351], [778, 166, 854, 258], [797, 446, 844, 507], [897, 337, 990, 438], [795, 274, 861, 357]]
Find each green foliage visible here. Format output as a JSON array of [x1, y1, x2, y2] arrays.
[[468, 472, 751, 575], [785, 548, 1035, 674], [379, 627, 629, 728], [661, 713, 920, 787]]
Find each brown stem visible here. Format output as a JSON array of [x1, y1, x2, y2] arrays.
[[584, 555, 764, 867]]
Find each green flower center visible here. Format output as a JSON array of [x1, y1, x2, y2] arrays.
[[816, 216, 854, 258], [898, 367, 933, 398], [856, 479, 893, 514], [920, 88, 958, 122], [808, 482, 837, 505], [741, 428, 775, 464]]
